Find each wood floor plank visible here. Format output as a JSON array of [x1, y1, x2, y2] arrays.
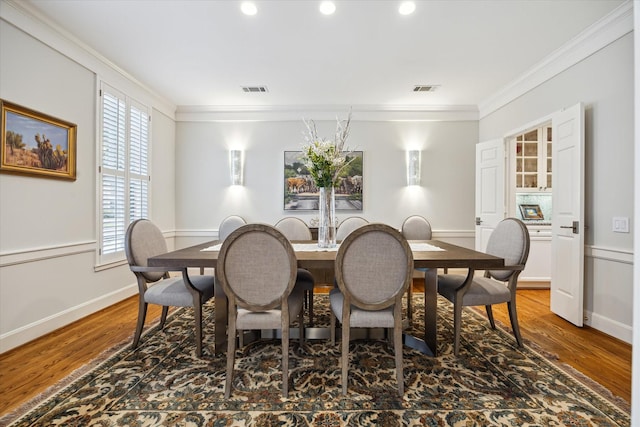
[[0, 298, 163, 415], [0, 285, 631, 416]]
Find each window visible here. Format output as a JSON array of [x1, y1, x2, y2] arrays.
[[99, 83, 150, 264]]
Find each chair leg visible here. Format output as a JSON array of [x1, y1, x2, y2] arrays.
[[453, 302, 463, 356], [132, 298, 148, 349], [407, 281, 413, 322], [330, 313, 336, 345], [225, 319, 237, 398], [308, 290, 314, 327], [298, 309, 305, 344], [485, 305, 496, 329], [159, 306, 169, 329], [394, 320, 404, 396], [341, 319, 350, 395], [194, 303, 203, 357], [282, 322, 290, 397], [507, 301, 523, 347]]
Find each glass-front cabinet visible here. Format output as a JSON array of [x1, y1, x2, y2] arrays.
[[514, 126, 552, 191]]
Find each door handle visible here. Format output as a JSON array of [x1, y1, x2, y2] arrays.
[[475, 217, 482, 226], [560, 221, 579, 234]]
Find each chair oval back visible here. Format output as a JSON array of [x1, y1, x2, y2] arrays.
[[274, 217, 312, 240], [217, 223, 297, 310], [125, 219, 168, 283], [401, 215, 432, 240], [336, 216, 369, 241], [486, 218, 531, 281], [336, 223, 413, 310], [219, 215, 247, 241]]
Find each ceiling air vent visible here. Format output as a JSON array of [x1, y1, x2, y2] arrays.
[[241, 86, 268, 93], [413, 85, 440, 92]]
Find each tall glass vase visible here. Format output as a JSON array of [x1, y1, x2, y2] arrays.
[[318, 186, 336, 248]]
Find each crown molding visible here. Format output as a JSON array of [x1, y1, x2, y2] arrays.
[[175, 104, 479, 122], [0, 0, 176, 118], [478, 0, 633, 119]]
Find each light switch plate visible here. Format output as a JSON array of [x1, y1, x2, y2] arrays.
[[612, 217, 630, 233]]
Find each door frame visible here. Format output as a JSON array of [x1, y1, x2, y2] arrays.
[[502, 113, 554, 214]]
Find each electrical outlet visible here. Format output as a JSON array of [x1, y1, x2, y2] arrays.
[[612, 217, 630, 233]]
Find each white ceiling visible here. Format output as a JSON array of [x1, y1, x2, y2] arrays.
[[24, 0, 624, 110]]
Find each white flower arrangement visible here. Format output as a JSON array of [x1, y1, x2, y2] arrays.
[[301, 112, 354, 188]]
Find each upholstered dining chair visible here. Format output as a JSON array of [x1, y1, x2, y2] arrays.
[[336, 216, 369, 241], [400, 215, 433, 322], [274, 217, 317, 325], [125, 219, 216, 357], [437, 217, 530, 356], [216, 223, 304, 398], [200, 215, 247, 275], [330, 223, 413, 396], [219, 215, 247, 241]]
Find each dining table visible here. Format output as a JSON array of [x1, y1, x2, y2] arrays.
[[148, 239, 504, 357]]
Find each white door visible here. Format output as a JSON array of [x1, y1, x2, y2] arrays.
[[550, 103, 585, 326], [475, 139, 505, 251]]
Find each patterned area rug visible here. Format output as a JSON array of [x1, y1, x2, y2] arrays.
[[1, 295, 630, 426]]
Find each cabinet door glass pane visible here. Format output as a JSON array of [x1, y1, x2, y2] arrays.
[[524, 158, 537, 172], [524, 130, 538, 141], [524, 174, 537, 188], [524, 142, 537, 156]]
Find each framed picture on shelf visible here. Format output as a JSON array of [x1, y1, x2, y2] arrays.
[[519, 204, 544, 220], [283, 150, 363, 211], [1, 99, 77, 180]]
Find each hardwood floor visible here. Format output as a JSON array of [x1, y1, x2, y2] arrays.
[[488, 288, 631, 403], [0, 284, 631, 416]]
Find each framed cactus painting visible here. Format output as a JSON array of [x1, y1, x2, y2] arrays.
[[1, 100, 76, 180]]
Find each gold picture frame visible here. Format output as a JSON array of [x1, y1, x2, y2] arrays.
[[1, 99, 77, 180], [519, 204, 544, 220]]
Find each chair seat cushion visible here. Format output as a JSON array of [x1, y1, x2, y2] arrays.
[[144, 275, 215, 307], [438, 274, 511, 306], [329, 288, 395, 328], [295, 268, 315, 291], [236, 288, 304, 330]]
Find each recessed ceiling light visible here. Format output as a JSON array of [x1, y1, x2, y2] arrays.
[[241, 1, 257, 16], [398, 1, 416, 15], [319, 1, 336, 15]]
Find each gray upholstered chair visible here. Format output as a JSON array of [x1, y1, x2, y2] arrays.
[[336, 216, 369, 241], [125, 219, 215, 357], [400, 215, 433, 322], [330, 223, 413, 396], [274, 217, 317, 325], [437, 217, 530, 356], [216, 223, 304, 398], [200, 215, 247, 275], [219, 215, 247, 241]]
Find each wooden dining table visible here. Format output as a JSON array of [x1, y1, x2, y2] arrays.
[[148, 239, 504, 357]]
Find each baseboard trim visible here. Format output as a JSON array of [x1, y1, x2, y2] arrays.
[[585, 309, 632, 344], [0, 283, 137, 354]]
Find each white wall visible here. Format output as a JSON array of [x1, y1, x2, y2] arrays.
[[479, 33, 634, 342], [0, 16, 177, 352], [173, 118, 478, 248], [631, 1, 638, 423]]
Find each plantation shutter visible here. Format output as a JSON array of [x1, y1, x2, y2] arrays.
[[129, 102, 149, 223], [99, 83, 150, 262]]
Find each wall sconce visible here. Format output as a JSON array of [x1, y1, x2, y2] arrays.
[[406, 150, 421, 186], [229, 150, 244, 185]]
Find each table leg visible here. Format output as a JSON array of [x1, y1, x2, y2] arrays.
[[423, 268, 438, 355], [402, 268, 438, 356], [214, 283, 228, 355]]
